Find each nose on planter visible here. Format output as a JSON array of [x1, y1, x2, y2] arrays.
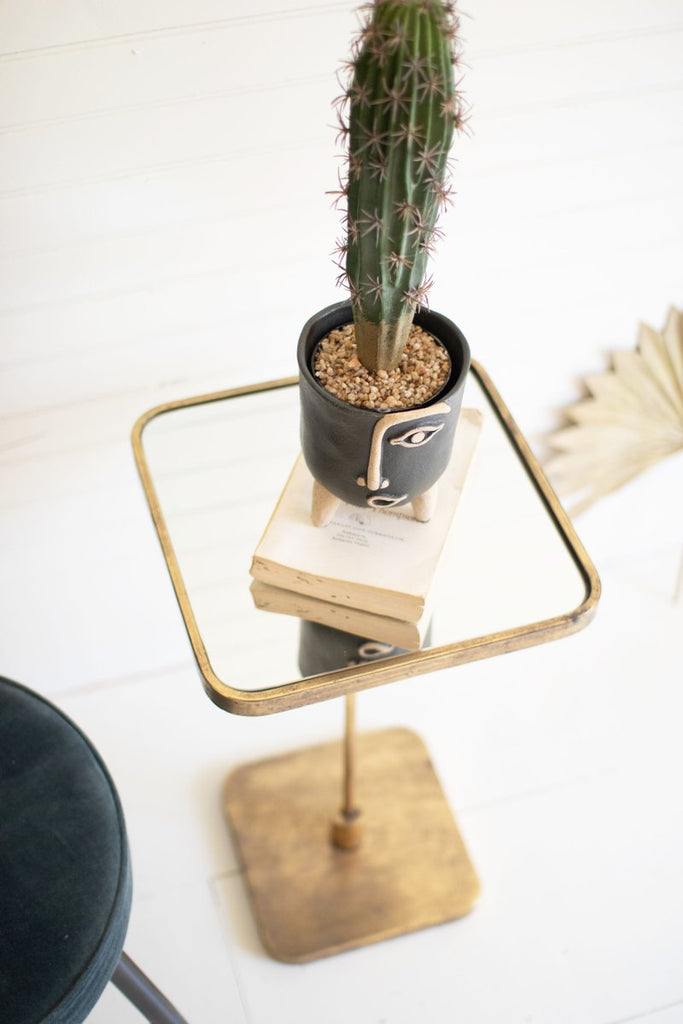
[[297, 302, 471, 526]]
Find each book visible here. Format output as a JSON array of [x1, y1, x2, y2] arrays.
[[249, 407, 482, 623], [250, 579, 432, 652]]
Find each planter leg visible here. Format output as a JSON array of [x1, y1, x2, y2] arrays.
[[312, 480, 341, 527], [412, 483, 438, 523]]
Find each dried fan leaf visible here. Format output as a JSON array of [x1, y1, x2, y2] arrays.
[[634, 325, 683, 416], [582, 370, 646, 412], [562, 401, 665, 432], [546, 307, 683, 513], [663, 308, 683, 395]]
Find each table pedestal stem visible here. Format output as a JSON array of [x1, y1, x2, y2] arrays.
[[330, 694, 363, 850]]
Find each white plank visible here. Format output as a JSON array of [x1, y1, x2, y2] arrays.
[[0, 8, 355, 132], [469, 0, 683, 54], [0, 1, 355, 57], [0, 85, 334, 196]]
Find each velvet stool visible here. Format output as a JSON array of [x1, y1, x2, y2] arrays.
[[0, 676, 189, 1023]]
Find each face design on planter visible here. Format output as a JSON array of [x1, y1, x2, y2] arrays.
[[356, 401, 452, 508], [346, 640, 396, 667]]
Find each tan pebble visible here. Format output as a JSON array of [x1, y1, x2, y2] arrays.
[[313, 322, 450, 411]]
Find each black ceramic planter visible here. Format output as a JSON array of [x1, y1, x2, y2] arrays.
[[297, 302, 470, 525]]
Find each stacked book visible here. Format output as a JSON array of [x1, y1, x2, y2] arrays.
[[249, 408, 482, 652]]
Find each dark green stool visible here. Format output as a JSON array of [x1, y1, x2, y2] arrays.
[[0, 676, 189, 1023]]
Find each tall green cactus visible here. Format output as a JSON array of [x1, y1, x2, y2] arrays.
[[335, 0, 465, 371]]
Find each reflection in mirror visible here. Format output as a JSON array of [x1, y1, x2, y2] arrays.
[[297, 619, 434, 678], [139, 371, 590, 694]]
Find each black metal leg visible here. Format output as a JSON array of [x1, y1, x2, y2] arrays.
[[112, 951, 190, 1023]]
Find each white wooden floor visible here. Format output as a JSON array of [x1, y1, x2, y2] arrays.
[[2, 2, 682, 1021]]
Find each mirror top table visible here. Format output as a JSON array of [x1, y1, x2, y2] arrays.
[[132, 362, 600, 717]]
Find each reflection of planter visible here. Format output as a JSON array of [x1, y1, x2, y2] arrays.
[[297, 620, 413, 678], [297, 302, 470, 526], [298, 619, 434, 677]]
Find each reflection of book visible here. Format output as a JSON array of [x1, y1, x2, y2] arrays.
[[249, 408, 482, 623], [250, 580, 431, 652]]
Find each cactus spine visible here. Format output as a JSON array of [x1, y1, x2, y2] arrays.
[[335, 0, 465, 372]]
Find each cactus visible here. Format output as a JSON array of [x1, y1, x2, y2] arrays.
[[334, 0, 466, 372]]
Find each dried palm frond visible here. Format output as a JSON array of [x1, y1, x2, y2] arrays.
[[546, 307, 683, 515]]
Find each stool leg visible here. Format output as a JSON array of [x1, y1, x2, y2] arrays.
[[112, 951, 189, 1023]]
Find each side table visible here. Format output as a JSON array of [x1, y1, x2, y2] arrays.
[[132, 362, 599, 962]]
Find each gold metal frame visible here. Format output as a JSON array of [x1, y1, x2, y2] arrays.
[[132, 361, 601, 717]]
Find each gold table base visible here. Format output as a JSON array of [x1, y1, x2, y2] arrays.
[[224, 727, 480, 962]]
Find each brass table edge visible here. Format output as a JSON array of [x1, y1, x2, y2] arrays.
[[131, 362, 601, 716]]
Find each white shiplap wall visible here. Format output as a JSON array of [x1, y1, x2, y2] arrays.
[[1, 3, 682, 1022]]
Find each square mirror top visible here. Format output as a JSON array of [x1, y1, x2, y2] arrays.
[[132, 363, 599, 715]]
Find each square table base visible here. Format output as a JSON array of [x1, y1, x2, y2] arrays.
[[223, 727, 480, 962]]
